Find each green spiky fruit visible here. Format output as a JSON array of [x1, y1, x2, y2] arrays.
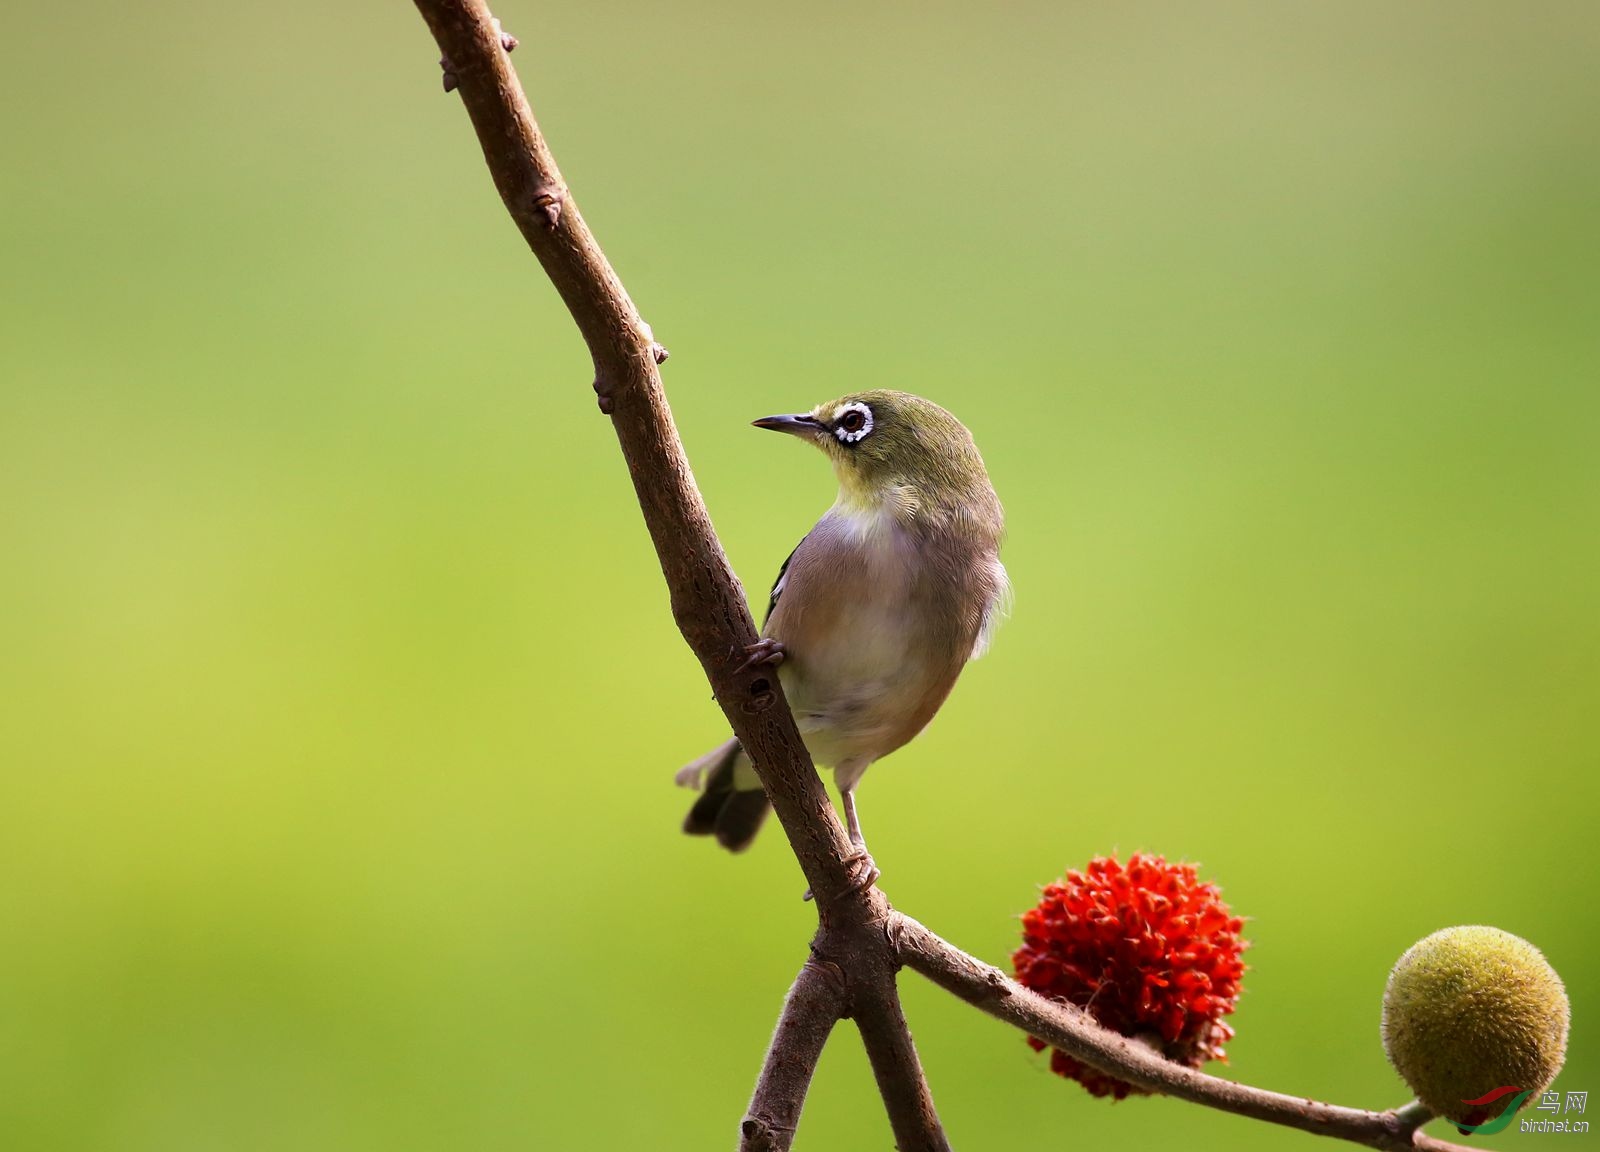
[[1382, 926, 1570, 1130]]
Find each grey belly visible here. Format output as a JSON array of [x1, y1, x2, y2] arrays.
[[778, 593, 954, 768]]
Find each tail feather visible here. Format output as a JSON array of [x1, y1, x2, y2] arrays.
[[677, 739, 771, 852]]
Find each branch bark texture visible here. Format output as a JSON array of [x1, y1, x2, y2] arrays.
[[410, 6, 1481, 1151]]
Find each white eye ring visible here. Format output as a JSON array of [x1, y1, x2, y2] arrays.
[[832, 401, 874, 444]]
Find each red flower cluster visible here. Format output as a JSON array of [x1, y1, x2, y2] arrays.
[[1013, 853, 1247, 1099]]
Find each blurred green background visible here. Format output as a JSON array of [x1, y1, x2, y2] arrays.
[[3, 1, 1596, 1148]]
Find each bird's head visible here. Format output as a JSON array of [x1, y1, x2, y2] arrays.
[[753, 390, 1000, 531]]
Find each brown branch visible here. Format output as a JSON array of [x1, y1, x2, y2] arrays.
[[890, 915, 1476, 1152], [852, 980, 950, 1152], [410, 0, 862, 909], [409, 7, 1480, 1152], [740, 958, 846, 1152]]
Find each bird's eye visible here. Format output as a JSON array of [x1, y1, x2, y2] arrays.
[[832, 402, 874, 443]]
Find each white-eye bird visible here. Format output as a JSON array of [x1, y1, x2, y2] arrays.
[[675, 389, 1008, 875]]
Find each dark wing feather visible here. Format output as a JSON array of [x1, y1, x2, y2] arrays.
[[763, 539, 803, 626]]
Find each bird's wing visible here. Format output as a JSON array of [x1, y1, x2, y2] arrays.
[[763, 539, 804, 627]]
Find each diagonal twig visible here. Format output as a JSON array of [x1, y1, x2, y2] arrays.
[[740, 958, 847, 1152], [410, 0, 862, 910], [891, 914, 1476, 1152], [853, 978, 950, 1152]]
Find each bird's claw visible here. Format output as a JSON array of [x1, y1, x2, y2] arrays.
[[799, 849, 880, 903], [841, 849, 881, 896], [735, 638, 787, 676]]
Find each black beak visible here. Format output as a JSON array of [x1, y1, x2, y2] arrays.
[[751, 413, 824, 438]]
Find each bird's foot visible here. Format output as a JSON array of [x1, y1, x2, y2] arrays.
[[841, 848, 881, 896], [735, 638, 787, 676], [800, 849, 880, 903]]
